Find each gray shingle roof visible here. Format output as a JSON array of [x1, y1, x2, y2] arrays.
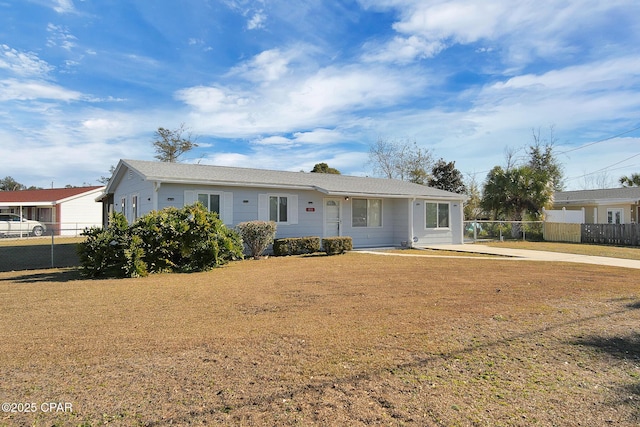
[[554, 187, 640, 203], [119, 159, 465, 200]]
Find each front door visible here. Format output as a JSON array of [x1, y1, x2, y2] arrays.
[[324, 198, 341, 237]]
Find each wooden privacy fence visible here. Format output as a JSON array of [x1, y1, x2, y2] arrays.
[[543, 222, 581, 243], [582, 223, 640, 246], [544, 222, 640, 246]]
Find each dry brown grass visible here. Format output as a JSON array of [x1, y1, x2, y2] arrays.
[[1, 253, 639, 426]]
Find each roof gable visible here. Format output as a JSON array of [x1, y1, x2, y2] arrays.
[[111, 159, 466, 200]]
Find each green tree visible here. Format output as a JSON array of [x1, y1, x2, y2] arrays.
[[368, 137, 433, 184], [152, 123, 198, 162], [528, 127, 564, 191], [0, 176, 26, 191], [619, 173, 640, 187], [463, 174, 482, 220], [428, 159, 466, 194], [310, 163, 341, 174], [481, 165, 554, 221]]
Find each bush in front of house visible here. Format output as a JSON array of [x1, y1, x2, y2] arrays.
[[77, 204, 244, 278], [273, 237, 321, 256], [77, 211, 140, 278], [236, 220, 277, 259], [322, 237, 353, 255], [131, 203, 244, 274]]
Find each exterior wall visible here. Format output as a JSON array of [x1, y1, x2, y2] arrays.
[[112, 169, 154, 223], [58, 191, 104, 235], [110, 165, 465, 247], [554, 203, 639, 224], [411, 198, 465, 246], [339, 197, 398, 248]]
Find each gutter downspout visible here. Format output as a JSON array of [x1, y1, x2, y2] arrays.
[[408, 198, 415, 248], [153, 181, 161, 211]]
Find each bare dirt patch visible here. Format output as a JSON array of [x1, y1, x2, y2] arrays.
[[1, 253, 639, 426]]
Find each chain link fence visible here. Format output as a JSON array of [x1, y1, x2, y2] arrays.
[[464, 220, 544, 243], [0, 224, 93, 272]]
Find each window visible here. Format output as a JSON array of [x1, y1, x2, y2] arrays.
[[352, 198, 382, 227], [270, 196, 288, 222], [607, 208, 623, 224], [426, 202, 449, 228], [131, 195, 138, 221], [120, 197, 126, 215], [198, 193, 221, 214]]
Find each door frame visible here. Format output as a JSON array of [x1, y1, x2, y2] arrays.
[[323, 198, 342, 237]]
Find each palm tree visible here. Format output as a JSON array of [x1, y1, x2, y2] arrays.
[[619, 173, 640, 187]]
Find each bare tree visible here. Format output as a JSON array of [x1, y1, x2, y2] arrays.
[[368, 137, 433, 184], [152, 123, 198, 162]]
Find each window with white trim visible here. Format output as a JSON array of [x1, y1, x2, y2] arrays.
[[426, 202, 449, 229], [607, 208, 623, 224], [269, 196, 288, 223], [120, 197, 126, 216], [258, 193, 298, 224], [352, 198, 382, 227], [197, 192, 221, 215]]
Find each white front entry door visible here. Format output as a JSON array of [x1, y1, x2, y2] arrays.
[[324, 198, 341, 237]]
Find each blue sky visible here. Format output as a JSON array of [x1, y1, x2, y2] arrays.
[[2, 0, 640, 190]]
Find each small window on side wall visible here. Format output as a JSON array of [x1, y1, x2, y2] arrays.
[[426, 202, 449, 229]]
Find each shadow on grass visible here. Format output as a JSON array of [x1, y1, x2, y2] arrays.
[[0, 268, 84, 283], [572, 327, 640, 421], [573, 333, 640, 360], [143, 299, 640, 426]]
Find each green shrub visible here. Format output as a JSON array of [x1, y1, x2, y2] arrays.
[[273, 237, 321, 256], [322, 237, 353, 255], [236, 221, 277, 259], [77, 204, 243, 278]]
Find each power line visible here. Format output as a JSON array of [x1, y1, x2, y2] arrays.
[[558, 125, 640, 154], [566, 152, 640, 181]]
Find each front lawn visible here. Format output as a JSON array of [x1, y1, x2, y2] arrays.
[[1, 253, 639, 426]]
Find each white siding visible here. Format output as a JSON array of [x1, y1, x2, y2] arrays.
[[58, 189, 104, 236]]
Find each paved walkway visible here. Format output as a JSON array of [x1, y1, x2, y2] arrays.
[[358, 244, 640, 270]]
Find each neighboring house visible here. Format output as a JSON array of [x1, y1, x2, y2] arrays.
[[550, 187, 640, 224], [102, 159, 467, 248], [0, 186, 105, 236]]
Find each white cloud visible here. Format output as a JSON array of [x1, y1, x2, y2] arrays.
[[52, 0, 75, 14], [293, 128, 345, 144], [0, 45, 53, 77], [362, 35, 444, 63], [0, 78, 82, 101], [252, 135, 294, 146], [46, 23, 77, 51], [247, 11, 266, 30], [230, 48, 292, 83], [360, 0, 640, 67], [179, 62, 426, 137]]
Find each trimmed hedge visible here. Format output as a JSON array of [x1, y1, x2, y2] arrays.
[[236, 220, 277, 259], [273, 237, 321, 256], [322, 237, 353, 255]]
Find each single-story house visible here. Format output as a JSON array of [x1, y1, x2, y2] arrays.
[[101, 159, 467, 248], [0, 186, 106, 235], [550, 187, 640, 224]]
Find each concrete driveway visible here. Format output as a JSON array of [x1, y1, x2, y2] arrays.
[[420, 244, 640, 270]]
